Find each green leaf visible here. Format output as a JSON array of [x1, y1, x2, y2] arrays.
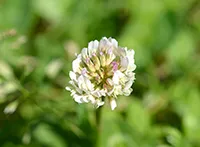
[[32, 0, 71, 24], [99, 108, 139, 147], [127, 99, 150, 133], [183, 90, 200, 143], [166, 30, 195, 67], [33, 123, 67, 147], [0, 60, 14, 80], [4, 100, 19, 114]]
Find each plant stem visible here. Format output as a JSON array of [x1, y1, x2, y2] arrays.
[[95, 106, 102, 147]]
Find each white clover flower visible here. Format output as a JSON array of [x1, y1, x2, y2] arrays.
[[66, 37, 136, 110]]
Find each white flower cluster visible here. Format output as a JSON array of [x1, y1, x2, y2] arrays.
[[66, 37, 136, 110]]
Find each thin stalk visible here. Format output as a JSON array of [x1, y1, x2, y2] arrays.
[[95, 106, 102, 147]]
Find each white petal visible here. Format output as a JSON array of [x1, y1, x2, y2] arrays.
[[88, 41, 94, 50], [77, 75, 94, 92], [106, 78, 113, 86], [81, 48, 88, 59], [110, 98, 117, 110], [108, 37, 118, 48], [88, 41, 98, 57], [124, 80, 133, 90], [99, 37, 111, 52], [99, 90, 106, 96], [93, 40, 99, 48], [113, 72, 120, 85], [77, 76, 85, 89], [73, 94, 83, 103], [107, 88, 114, 96], [112, 70, 124, 85], [96, 100, 105, 108], [123, 88, 132, 96], [69, 71, 77, 81], [69, 81, 83, 94], [99, 38, 107, 47], [65, 86, 71, 91], [91, 88, 105, 97], [128, 49, 135, 57], [88, 40, 99, 50], [71, 90, 76, 95], [85, 77, 94, 91], [126, 72, 136, 81], [82, 96, 89, 103], [120, 57, 129, 70], [88, 95, 96, 104], [102, 37, 108, 40], [113, 85, 123, 96], [127, 49, 136, 71], [114, 47, 126, 57], [72, 55, 82, 73]]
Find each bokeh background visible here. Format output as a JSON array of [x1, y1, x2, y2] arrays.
[[0, 0, 200, 147]]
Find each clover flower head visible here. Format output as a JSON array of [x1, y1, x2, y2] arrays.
[[66, 37, 136, 110]]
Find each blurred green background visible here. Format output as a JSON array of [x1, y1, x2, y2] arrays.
[[0, 0, 200, 147]]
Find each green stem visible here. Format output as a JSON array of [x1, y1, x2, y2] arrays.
[[95, 106, 102, 147]]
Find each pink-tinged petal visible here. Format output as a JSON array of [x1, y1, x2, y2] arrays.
[[112, 61, 119, 71], [81, 68, 87, 75], [107, 48, 112, 55]]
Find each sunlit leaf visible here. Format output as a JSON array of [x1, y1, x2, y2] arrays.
[[4, 100, 19, 114], [33, 123, 67, 147]]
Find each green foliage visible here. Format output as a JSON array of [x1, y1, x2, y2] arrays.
[[0, 0, 200, 146]]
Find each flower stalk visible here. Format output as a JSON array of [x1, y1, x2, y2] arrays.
[[95, 105, 102, 147]]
